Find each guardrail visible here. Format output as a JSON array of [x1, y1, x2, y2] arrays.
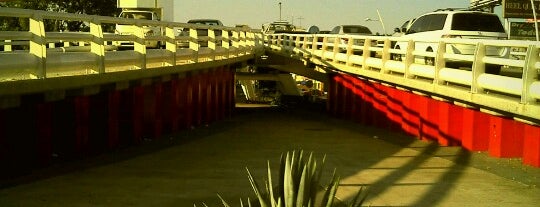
[[265, 33, 540, 123], [0, 7, 264, 81]]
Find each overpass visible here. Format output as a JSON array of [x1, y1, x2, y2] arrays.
[[0, 6, 539, 181]]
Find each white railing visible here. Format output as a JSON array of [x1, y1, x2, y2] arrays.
[[0, 7, 264, 81], [265, 33, 540, 123]]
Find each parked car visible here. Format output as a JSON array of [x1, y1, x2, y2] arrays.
[[178, 19, 225, 48], [393, 9, 508, 74], [392, 18, 415, 37], [329, 25, 376, 56]]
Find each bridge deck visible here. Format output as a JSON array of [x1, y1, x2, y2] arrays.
[[1, 105, 538, 206]]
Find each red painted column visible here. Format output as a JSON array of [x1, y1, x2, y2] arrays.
[[216, 67, 225, 120], [74, 96, 90, 155], [170, 79, 180, 132], [363, 80, 375, 126], [36, 103, 53, 166], [153, 82, 164, 139], [408, 93, 424, 138], [186, 73, 195, 128], [423, 97, 440, 142], [132, 86, 144, 144], [225, 68, 234, 117], [489, 116, 524, 158], [108, 91, 120, 149], [399, 90, 413, 135], [437, 101, 463, 146], [461, 108, 490, 151], [341, 75, 353, 120], [375, 84, 390, 129], [523, 124, 540, 167], [349, 76, 363, 123], [327, 74, 337, 116]]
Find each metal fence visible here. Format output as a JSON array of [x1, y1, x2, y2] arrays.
[[265, 33, 540, 123]]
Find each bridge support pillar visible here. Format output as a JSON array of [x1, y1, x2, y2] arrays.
[[488, 116, 524, 158], [437, 101, 462, 146], [523, 124, 540, 167]]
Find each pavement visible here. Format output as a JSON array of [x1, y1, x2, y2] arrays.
[[0, 103, 539, 206]]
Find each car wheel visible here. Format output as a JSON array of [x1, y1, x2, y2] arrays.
[[485, 64, 501, 75], [425, 48, 435, 66], [392, 46, 403, 61]]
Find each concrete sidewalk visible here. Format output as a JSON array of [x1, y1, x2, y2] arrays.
[[0, 105, 539, 206]]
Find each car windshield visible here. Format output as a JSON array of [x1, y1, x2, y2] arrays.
[[120, 12, 152, 20], [451, 13, 505, 32], [343, 26, 372, 34], [188, 20, 221, 26]]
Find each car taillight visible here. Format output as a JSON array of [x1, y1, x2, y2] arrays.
[[442, 34, 462, 38]]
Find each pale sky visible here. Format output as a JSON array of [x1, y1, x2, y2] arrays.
[[174, 0, 476, 34]]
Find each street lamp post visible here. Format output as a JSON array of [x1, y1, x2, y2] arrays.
[[365, 9, 387, 36]]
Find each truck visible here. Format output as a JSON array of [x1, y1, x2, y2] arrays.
[[114, 0, 174, 49]]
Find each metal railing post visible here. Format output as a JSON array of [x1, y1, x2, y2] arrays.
[[165, 24, 177, 66], [90, 19, 105, 74], [471, 42, 486, 94], [134, 23, 147, 69], [29, 13, 46, 79], [522, 45, 539, 104]]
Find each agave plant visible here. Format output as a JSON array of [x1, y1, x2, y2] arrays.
[[196, 150, 367, 207]]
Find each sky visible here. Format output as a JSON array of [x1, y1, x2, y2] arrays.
[[174, 0, 473, 34]]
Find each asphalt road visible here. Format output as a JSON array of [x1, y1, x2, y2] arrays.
[[0, 104, 539, 206]]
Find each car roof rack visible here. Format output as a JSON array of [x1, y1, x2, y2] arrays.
[[433, 8, 482, 12]]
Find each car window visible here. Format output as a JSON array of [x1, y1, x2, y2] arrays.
[[407, 14, 447, 34], [451, 13, 505, 32], [330, 26, 340, 34], [343, 26, 372, 34]]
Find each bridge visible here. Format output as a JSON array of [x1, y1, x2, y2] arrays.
[[0, 6, 539, 183]]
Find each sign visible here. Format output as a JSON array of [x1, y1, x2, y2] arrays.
[[504, 0, 540, 19], [510, 21, 538, 38]]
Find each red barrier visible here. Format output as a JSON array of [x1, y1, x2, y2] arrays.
[[74, 96, 90, 155], [170, 79, 180, 132], [132, 86, 144, 144], [36, 103, 53, 166], [438, 101, 462, 146], [523, 124, 540, 167], [399, 91, 412, 135], [153, 82, 164, 139], [461, 108, 490, 151], [408, 93, 423, 138], [108, 91, 120, 149], [489, 116, 524, 158]]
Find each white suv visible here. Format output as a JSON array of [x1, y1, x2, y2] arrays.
[[394, 9, 508, 74]]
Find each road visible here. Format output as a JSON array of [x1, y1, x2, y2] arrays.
[[0, 104, 539, 206]]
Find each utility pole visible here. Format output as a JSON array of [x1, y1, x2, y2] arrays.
[[279, 2, 282, 21], [297, 16, 304, 28]]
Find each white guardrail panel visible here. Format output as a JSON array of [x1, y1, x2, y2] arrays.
[[0, 7, 263, 80], [265, 32, 540, 123]]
